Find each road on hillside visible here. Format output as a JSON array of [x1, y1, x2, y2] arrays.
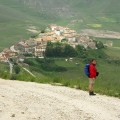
[[0, 79, 120, 120]]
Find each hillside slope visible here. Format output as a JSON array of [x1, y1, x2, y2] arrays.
[[0, 79, 120, 120], [0, 0, 120, 50]]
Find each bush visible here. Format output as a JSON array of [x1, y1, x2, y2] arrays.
[[23, 53, 33, 57], [14, 65, 20, 74], [96, 41, 104, 49], [10, 74, 17, 80]]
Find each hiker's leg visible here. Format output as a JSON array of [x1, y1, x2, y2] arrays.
[[89, 83, 94, 92], [89, 78, 95, 92]]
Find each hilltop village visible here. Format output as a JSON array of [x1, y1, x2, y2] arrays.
[[0, 24, 96, 62]]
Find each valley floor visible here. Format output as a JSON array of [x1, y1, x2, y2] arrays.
[[0, 79, 120, 120]]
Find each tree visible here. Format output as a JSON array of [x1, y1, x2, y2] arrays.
[[45, 42, 63, 57], [45, 42, 54, 57], [14, 65, 20, 74], [61, 38, 68, 43], [63, 45, 77, 57], [45, 42, 77, 57], [76, 45, 86, 58], [41, 30, 45, 33], [53, 42, 63, 57], [96, 41, 104, 49]]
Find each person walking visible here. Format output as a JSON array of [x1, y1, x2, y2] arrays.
[[89, 59, 98, 95]]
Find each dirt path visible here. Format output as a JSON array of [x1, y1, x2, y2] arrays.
[[0, 79, 120, 120]]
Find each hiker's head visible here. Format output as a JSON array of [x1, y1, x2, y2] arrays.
[[90, 59, 96, 65]]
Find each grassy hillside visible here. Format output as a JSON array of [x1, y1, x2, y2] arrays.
[[1, 58, 120, 98], [0, 0, 120, 50]]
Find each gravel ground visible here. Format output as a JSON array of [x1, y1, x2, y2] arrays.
[[0, 79, 120, 120]]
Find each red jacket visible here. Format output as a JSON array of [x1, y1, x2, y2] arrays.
[[89, 63, 97, 78]]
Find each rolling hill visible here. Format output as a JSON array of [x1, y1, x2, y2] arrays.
[[0, 0, 120, 51]]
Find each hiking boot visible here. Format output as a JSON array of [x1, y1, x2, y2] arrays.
[[89, 91, 96, 96]]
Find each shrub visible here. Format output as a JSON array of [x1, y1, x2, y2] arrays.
[[14, 65, 20, 74], [10, 74, 17, 80]]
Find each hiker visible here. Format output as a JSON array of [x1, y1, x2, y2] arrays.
[[89, 59, 98, 95]]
